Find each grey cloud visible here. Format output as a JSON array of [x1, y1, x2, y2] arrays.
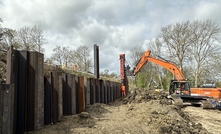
[[1, 0, 221, 74], [89, 0, 148, 25]]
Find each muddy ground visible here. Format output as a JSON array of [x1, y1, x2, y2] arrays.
[[28, 89, 221, 134]]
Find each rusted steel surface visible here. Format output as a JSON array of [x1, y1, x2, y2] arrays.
[[44, 76, 51, 125], [125, 76, 129, 94], [6, 46, 13, 84], [94, 44, 99, 79], [110, 81, 113, 102], [115, 83, 118, 99], [117, 83, 120, 99], [6, 50, 45, 132], [83, 78, 87, 105], [99, 80, 104, 103], [103, 80, 107, 104], [17, 51, 27, 133], [6, 47, 17, 133], [85, 78, 90, 105], [113, 82, 116, 101], [27, 52, 44, 131], [71, 75, 78, 114], [0, 84, 15, 134], [90, 78, 96, 104], [106, 81, 110, 103], [67, 74, 77, 115], [62, 74, 71, 115], [35, 52, 44, 130], [51, 72, 63, 123], [78, 76, 85, 113], [62, 74, 67, 115], [95, 79, 100, 103]]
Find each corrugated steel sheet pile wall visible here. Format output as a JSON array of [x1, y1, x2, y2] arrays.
[[0, 48, 121, 134]]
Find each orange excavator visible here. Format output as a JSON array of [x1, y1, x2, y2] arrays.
[[132, 50, 221, 108]]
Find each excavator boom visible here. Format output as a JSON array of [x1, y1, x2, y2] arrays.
[[133, 50, 185, 81]]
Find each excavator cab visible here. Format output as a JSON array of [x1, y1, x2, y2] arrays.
[[169, 80, 191, 96]]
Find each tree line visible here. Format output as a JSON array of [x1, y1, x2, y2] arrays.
[[0, 18, 118, 78], [130, 20, 221, 89], [1, 19, 221, 86]]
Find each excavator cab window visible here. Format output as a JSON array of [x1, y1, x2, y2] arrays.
[[169, 81, 191, 95], [169, 81, 180, 95], [179, 82, 191, 95]]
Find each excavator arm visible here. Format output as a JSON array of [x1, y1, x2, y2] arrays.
[[133, 50, 186, 81]]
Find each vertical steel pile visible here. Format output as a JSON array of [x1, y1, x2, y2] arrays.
[[27, 52, 44, 131], [85, 78, 90, 105], [44, 75, 51, 125], [94, 44, 99, 79], [100, 80, 104, 103], [44, 73, 79, 124], [95, 79, 100, 103], [62, 74, 71, 115], [106, 81, 110, 103], [0, 84, 14, 134], [90, 78, 96, 104], [69, 74, 77, 115], [78, 76, 85, 113], [6, 48, 44, 133], [52, 72, 63, 123], [62, 73, 78, 115], [103, 80, 108, 104]]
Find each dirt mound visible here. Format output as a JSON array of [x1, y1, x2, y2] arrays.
[[44, 64, 66, 77], [121, 88, 209, 134], [122, 88, 171, 105]]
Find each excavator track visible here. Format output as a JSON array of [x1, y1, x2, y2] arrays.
[[200, 100, 214, 109], [168, 95, 183, 107], [172, 98, 183, 107]]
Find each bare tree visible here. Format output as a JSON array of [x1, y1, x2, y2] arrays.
[[70, 45, 92, 72], [159, 20, 221, 87], [189, 20, 221, 87], [129, 44, 153, 88], [63, 47, 71, 67], [100, 69, 118, 79], [51, 46, 71, 66], [129, 44, 144, 66], [0, 18, 3, 42], [147, 38, 164, 89], [1, 29, 20, 50], [160, 21, 192, 72], [17, 26, 34, 51], [17, 25, 47, 52], [31, 25, 47, 53]]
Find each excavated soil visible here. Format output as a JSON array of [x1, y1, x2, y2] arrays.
[[28, 89, 221, 134]]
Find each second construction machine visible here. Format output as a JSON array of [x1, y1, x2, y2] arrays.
[[132, 50, 221, 109]]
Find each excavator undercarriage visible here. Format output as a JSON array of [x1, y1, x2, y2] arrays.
[[168, 94, 215, 109]]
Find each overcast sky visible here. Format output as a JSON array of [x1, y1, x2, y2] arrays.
[[1, 0, 221, 75]]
